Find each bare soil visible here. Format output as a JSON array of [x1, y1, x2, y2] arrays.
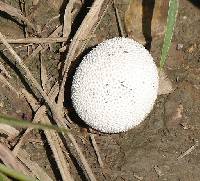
[[0, 0, 200, 180]]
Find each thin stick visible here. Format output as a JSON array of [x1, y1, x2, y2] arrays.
[[25, 26, 62, 62], [0, 75, 20, 97], [57, 0, 108, 108], [0, 31, 97, 181], [89, 129, 104, 168], [0, 32, 54, 110], [113, 0, 126, 37], [0, 37, 68, 44], [177, 140, 199, 160], [67, 132, 97, 181]]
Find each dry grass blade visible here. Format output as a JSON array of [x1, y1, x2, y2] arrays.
[[62, 0, 77, 39], [113, 0, 125, 37], [0, 37, 69, 44], [0, 1, 36, 32], [34, 106, 74, 181], [0, 62, 11, 78], [40, 57, 50, 93], [44, 130, 73, 181], [177, 140, 199, 160], [21, 89, 40, 111], [12, 127, 33, 156], [25, 25, 62, 62], [14, 83, 59, 156], [57, 0, 108, 107], [0, 22, 97, 181], [20, 87, 72, 180], [89, 130, 104, 168], [67, 132, 97, 181], [0, 75, 20, 97], [0, 31, 55, 111], [0, 143, 32, 176], [16, 149, 53, 181], [0, 124, 19, 139], [12, 89, 40, 156], [63, 0, 107, 72]]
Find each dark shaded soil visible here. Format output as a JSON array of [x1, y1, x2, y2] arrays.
[[0, 0, 200, 180]]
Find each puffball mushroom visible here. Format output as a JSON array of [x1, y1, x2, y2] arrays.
[[71, 37, 159, 133]]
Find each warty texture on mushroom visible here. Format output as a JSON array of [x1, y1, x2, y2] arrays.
[[71, 37, 159, 133]]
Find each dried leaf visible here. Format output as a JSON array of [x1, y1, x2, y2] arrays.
[[158, 70, 173, 95]]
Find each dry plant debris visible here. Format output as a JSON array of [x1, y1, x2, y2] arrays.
[[0, 0, 112, 180], [0, 0, 176, 180]]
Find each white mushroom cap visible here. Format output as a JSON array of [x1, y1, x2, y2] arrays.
[[71, 37, 159, 133]]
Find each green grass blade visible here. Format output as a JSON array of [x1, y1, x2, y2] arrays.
[[160, 0, 179, 69], [0, 114, 68, 133], [0, 171, 11, 181], [0, 164, 38, 181]]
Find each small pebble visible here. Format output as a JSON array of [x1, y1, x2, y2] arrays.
[[176, 43, 183, 50], [182, 16, 187, 20]]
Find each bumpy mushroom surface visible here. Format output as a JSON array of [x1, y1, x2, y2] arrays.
[[71, 37, 159, 133]]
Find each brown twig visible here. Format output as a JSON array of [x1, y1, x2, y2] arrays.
[[36, 106, 74, 181], [0, 37, 68, 44]]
